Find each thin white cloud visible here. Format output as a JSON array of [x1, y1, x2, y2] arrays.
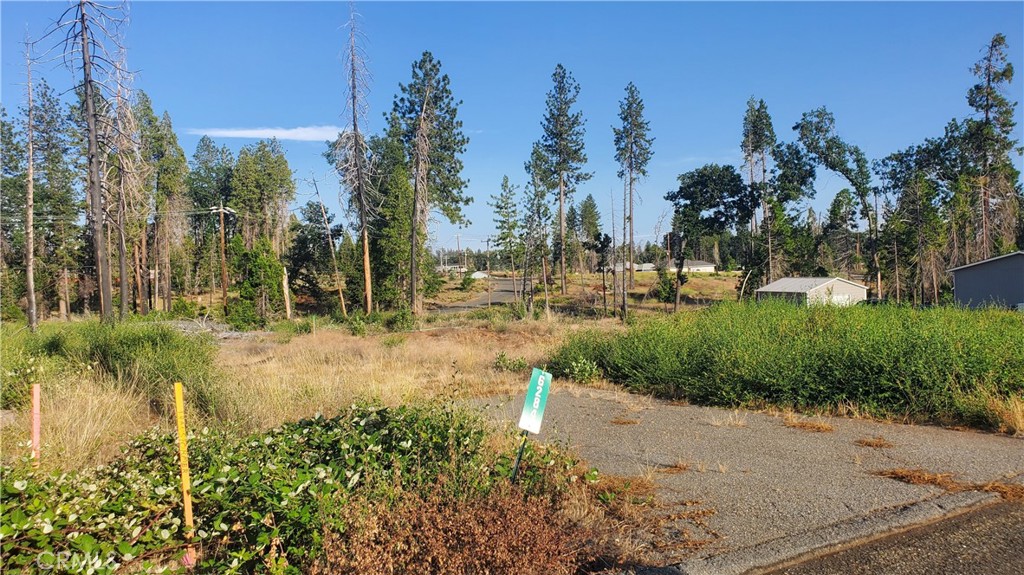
[[186, 125, 344, 142]]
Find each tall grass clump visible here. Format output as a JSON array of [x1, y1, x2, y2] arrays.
[[4, 321, 216, 414], [550, 301, 1024, 430]]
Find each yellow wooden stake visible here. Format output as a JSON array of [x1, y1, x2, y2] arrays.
[[174, 382, 197, 568]]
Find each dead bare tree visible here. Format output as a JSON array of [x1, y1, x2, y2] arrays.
[[309, 176, 348, 317], [331, 3, 377, 314], [109, 49, 149, 319], [23, 39, 38, 331], [46, 0, 129, 322]]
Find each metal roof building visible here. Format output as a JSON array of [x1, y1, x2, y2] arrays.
[[948, 251, 1024, 309], [755, 277, 868, 306]]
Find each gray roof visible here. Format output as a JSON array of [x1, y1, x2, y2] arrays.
[[683, 259, 715, 267], [947, 251, 1024, 273], [756, 277, 866, 294]]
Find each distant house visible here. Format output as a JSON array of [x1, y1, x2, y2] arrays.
[[636, 263, 657, 272], [756, 277, 867, 306], [668, 260, 717, 274], [948, 251, 1024, 309]]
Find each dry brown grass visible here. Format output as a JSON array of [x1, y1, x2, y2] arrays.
[[0, 374, 160, 471], [709, 410, 748, 428], [875, 468, 1024, 502], [560, 469, 717, 569], [855, 436, 894, 449], [215, 320, 570, 430], [986, 394, 1024, 436], [656, 460, 690, 475], [782, 412, 835, 433], [611, 416, 640, 425]]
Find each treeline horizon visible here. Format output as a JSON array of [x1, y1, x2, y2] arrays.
[[1, 2, 1020, 329]]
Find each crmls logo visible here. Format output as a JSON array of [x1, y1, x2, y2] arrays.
[[528, 373, 547, 419], [36, 550, 121, 571]]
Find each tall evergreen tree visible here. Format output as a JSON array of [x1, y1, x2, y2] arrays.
[[613, 82, 654, 288], [187, 135, 234, 300], [578, 193, 602, 272], [32, 81, 80, 319], [540, 64, 591, 295], [964, 33, 1021, 259], [489, 175, 522, 299], [391, 51, 470, 314], [364, 114, 416, 311], [523, 142, 553, 317], [740, 97, 778, 279]]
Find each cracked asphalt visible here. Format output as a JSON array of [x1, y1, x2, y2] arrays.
[[477, 386, 1024, 574]]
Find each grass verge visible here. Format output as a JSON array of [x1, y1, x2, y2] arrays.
[[549, 301, 1024, 431]]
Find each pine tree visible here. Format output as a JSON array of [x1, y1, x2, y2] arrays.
[[964, 33, 1021, 259], [391, 51, 470, 314], [540, 64, 591, 295], [613, 82, 654, 288], [489, 175, 521, 300]]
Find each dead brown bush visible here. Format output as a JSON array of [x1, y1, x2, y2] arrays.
[[313, 486, 582, 575]]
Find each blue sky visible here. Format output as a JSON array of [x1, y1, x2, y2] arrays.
[[2, 1, 1023, 254]]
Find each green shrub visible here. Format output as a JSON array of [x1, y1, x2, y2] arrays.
[[550, 301, 1024, 428], [1, 403, 579, 574], [460, 274, 477, 291], [18, 322, 218, 415], [566, 357, 600, 384], [171, 298, 199, 319], [226, 298, 263, 331], [653, 267, 676, 303], [347, 314, 367, 336], [493, 351, 528, 372], [384, 308, 415, 332]]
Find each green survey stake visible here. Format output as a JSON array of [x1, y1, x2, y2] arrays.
[[518, 368, 552, 434]]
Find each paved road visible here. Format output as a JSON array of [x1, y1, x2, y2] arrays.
[[761, 501, 1024, 575], [435, 276, 518, 313], [477, 387, 1024, 574]]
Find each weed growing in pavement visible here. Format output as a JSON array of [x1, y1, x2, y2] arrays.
[[782, 413, 835, 433], [855, 436, 894, 449]]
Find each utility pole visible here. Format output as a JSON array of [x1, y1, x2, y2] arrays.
[[210, 202, 235, 315], [456, 233, 462, 277]]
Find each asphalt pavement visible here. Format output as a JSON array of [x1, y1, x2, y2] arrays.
[[434, 276, 519, 313], [761, 501, 1024, 575], [477, 386, 1024, 574]]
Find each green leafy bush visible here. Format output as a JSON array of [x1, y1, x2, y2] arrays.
[[493, 351, 528, 372], [460, 274, 477, 291], [550, 301, 1024, 428], [1, 403, 579, 574], [226, 298, 264, 331], [171, 298, 200, 319], [566, 357, 600, 384], [347, 314, 367, 336], [384, 308, 415, 332]]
